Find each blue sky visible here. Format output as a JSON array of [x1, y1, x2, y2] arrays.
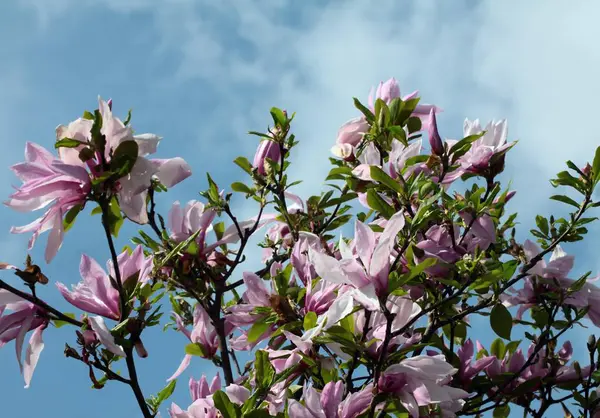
[[1, 0, 600, 417]]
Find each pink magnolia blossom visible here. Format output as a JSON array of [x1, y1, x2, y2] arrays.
[[56, 246, 152, 320], [168, 200, 216, 251], [456, 339, 496, 384], [415, 225, 463, 277], [170, 373, 249, 418], [6, 142, 91, 262], [355, 296, 422, 357], [368, 78, 441, 130], [168, 304, 224, 381], [331, 117, 370, 158], [459, 212, 497, 252], [57, 97, 192, 224], [189, 374, 221, 402], [379, 355, 469, 418], [503, 241, 600, 325], [291, 233, 321, 285], [444, 119, 515, 181], [309, 212, 406, 310], [0, 290, 49, 388], [288, 382, 373, 418]]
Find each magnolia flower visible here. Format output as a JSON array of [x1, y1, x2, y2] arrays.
[[288, 382, 373, 418], [226, 272, 279, 326], [291, 233, 321, 285], [331, 117, 370, 158], [447, 119, 515, 179], [310, 212, 406, 310], [56, 246, 152, 320], [168, 304, 223, 381], [368, 78, 441, 129], [456, 339, 496, 384], [0, 290, 48, 388], [378, 355, 469, 418], [503, 241, 600, 325], [415, 225, 464, 277], [170, 374, 249, 418], [57, 97, 191, 224], [6, 142, 91, 262], [169, 399, 217, 418], [168, 200, 216, 250], [189, 374, 221, 402], [355, 296, 422, 356], [459, 212, 496, 252]]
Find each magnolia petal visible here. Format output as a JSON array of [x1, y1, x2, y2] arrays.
[[167, 354, 192, 382], [153, 157, 192, 188], [23, 325, 45, 388], [88, 316, 126, 357]]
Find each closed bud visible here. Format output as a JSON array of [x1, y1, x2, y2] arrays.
[[134, 340, 148, 358], [253, 139, 281, 176], [588, 335, 597, 352], [427, 109, 444, 156]]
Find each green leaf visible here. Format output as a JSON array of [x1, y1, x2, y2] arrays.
[[593, 146, 600, 183], [270, 107, 287, 127], [449, 133, 483, 161], [255, 350, 275, 389], [156, 229, 201, 269], [185, 343, 207, 357], [353, 97, 375, 123], [213, 390, 239, 418], [55, 138, 83, 149], [231, 182, 253, 194], [490, 304, 512, 340], [535, 215, 549, 236], [123, 109, 133, 126], [550, 194, 580, 208], [490, 338, 505, 359], [326, 166, 353, 181], [156, 380, 177, 406], [406, 117, 422, 134], [366, 189, 395, 219], [370, 166, 404, 194], [304, 311, 317, 330], [234, 156, 253, 175], [493, 404, 511, 418], [105, 197, 124, 237], [53, 312, 76, 328], [247, 319, 270, 343], [110, 140, 139, 177], [388, 125, 407, 145], [206, 173, 220, 203], [63, 204, 83, 233], [214, 222, 225, 240], [82, 110, 94, 120]]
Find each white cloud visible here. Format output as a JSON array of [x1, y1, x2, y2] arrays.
[[15, 0, 600, 247]]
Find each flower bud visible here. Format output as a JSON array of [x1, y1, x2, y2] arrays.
[[427, 109, 444, 156], [253, 139, 281, 176], [135, 340, 148, 358]]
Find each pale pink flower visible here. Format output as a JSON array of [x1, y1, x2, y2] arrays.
[[6, 142, 91, 262], [0, 290, 49, 388]]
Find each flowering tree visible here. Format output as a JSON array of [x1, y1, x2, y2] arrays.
[[2, 79, 600, 418]]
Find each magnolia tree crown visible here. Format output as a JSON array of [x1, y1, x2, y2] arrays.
[[2, 78, 600, 418]]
